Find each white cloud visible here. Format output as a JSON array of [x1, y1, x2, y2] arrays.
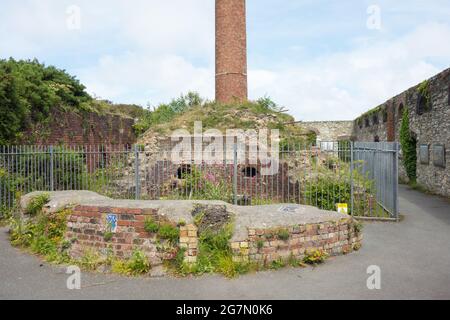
[[1, 1, 449, 122], [249, 22, 450, 121], [77, 52, 214, 106]]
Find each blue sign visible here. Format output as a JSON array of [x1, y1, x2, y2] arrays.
[[106, 214, 118, 233]]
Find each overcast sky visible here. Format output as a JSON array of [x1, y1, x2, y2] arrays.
[[1, 0, 449, 121]]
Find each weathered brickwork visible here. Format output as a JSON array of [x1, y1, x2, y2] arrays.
[[231, 218, 362, 264], [25, 107, 136, 146], [65, 205, 195, 267], [353, 68, 450, 197], [64, 204, 362, 269], [215, 0, 248, 103], [179, 225, 198, 264]]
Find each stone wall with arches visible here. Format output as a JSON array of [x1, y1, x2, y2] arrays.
[[297, 121, 354, 144], [353, 68, 450, 197]]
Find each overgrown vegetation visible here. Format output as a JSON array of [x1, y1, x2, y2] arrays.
[[157, 224, 180, 244], [399, 107, 417, 182], [111, 249, 151, 276], [9, 195, 152, 276], [303, 249, 328, 265], [24, 193, 50, 215], [167, 220, 255, 278], [9, 205, 72, 264], [138, 94, 308, 146], [167, 166, 233, 202], [417, 80, 430, 106], [0, 58, 146, 144], [144, 217, 160, 233]]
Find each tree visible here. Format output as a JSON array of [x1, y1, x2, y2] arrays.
[[399, 107, 417, 182]]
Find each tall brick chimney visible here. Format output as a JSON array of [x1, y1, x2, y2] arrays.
[[215, 0, 248, 104]]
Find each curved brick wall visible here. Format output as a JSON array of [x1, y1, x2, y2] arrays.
[[231, 218, 362, 264]]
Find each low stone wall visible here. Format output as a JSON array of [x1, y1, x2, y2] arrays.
[[231, 218, 362, 264], [21, 191, 362, 272]]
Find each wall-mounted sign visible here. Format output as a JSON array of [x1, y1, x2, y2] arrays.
[[336, 203, 348, 214], [433, 144, 446, 168], [106, 214, 118, 233], [419, 144, 429, 165]]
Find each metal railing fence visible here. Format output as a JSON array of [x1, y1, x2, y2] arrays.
[[0, 141, 399, 221]]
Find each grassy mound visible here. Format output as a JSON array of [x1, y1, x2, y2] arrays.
[[138, 94, 310, 145]]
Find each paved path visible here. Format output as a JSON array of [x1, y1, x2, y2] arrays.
[[1, 185, 449, 300]]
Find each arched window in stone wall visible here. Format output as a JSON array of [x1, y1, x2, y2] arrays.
[[374, 135, 380, 142], [365, 117, 370, 127], [417, 94, 431, 115], [373, 113, 379, 125], [383, 108, 388, 123]]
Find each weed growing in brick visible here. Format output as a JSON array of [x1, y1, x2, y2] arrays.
[[303, 249, 328, 265], [158, 224, 180, 244], [25, 193, 50, 216], [144, 217, 160, 233], [277, 229, 290, 241], [256, 240, 264, 250]]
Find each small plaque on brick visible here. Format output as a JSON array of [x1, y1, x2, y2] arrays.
[[419, 144, 429, 164], [433, 144, 446, 168], [106, 214, 118, 233]]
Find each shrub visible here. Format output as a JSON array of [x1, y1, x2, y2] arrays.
[[157, 224, 180, 244], [126, 250, 151, 275], [111, 250, 151, 276], [303, 250, 328, 265], [25, 193, 50, 215], [304, 176, 351, 212], [144, 218, 160, 234], [399, 107, 417, 182], [0, 58, 92, 144], [10, 208, 72, 263]]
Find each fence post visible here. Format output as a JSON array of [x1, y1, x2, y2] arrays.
[[49, 145, 54, 192], [134, 145, 140, 200], [350, 141, 354, 216], [233, 141, 238, 205], [393, 142, 399, 221]]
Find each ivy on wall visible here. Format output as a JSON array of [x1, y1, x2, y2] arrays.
[[399, 107, 417, 182]]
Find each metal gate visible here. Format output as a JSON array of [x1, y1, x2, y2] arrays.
[[352, 142, 399, 220]]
